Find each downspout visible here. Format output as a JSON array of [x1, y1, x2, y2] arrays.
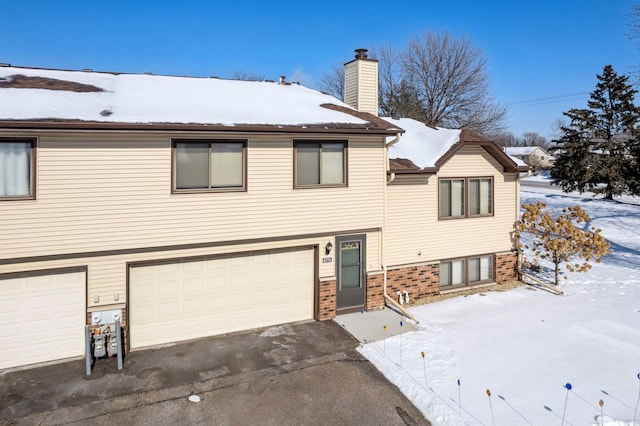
[[382, 132, 419, 323], [514, 168, 532, 274], [385, 132, 401, 148], [387, 172, 396, 184]]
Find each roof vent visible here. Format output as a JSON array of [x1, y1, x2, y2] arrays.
[[0, 63, 10, 67], [279, 75, 286, 85], [354, 48, 368, 59], [82, 68, 93, 72]]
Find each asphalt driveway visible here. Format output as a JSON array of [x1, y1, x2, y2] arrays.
[[0, 320, 429, 425]]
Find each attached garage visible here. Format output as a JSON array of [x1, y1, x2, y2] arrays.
[[0, 269, 86, 369], [129, 247, 315, 349]]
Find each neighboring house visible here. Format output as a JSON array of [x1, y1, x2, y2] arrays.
[[504, 146, 555, 169], [0, 50, 527, 370]]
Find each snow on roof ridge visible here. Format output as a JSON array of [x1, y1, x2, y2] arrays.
[[382, 117, 462, 169], [0, 65, 387, 128], [0, 63, 282, 83]]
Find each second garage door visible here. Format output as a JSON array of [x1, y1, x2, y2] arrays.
[[129, 248, 315, 348], [0, 270, 86, 369]]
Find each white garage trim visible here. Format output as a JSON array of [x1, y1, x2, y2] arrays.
[[128, 246, 316, 349], [0, 268, 86, 370]]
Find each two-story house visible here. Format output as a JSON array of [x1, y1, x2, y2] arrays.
[[0, 51, 526, 370]]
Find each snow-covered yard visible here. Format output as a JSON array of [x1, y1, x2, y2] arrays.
[[360, 179, 640, 425]]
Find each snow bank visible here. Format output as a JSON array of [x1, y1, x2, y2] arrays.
[[360, 185, 640, 425]]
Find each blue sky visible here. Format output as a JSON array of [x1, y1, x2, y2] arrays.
[[1, 0, 637, 139]]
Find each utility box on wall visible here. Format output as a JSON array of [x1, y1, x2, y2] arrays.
[[91, 309, 122, 326]]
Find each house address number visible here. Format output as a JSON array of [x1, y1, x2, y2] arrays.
[[322, 257, 333, 263]]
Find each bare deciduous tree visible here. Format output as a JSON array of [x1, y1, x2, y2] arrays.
[[319, 64, 344, 99], [487, 131, 549, 149], [398, 32, 507, 134], [488, 131, 519, 148], [521, 132, 550, 148], [231, 71, 266, 81], [319, 31, 507, 134]]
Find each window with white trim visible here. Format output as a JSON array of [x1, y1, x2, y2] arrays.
[[439, 177, 493, 218], [173, 140, 246, 192], [440, 255, 494, 288], [0, 138, 35, 200], [294, 141, 346, 187]]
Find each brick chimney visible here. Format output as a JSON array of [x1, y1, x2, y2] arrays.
[[344, 48, 379, 116]]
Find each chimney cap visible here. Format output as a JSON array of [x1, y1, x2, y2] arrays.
[[354, 48, 368, 59]]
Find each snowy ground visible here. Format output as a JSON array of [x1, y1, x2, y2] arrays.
[[359, 177, 640, 426]]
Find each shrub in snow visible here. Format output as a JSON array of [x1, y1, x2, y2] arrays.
[[516, 201, 611, 285]]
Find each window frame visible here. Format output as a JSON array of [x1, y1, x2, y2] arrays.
[[439, 254, 494, 289], [438, 177, 494, 219], [172, 139, 247, 194], [293, 140, 348, 189], [0, 137, 36, 201]]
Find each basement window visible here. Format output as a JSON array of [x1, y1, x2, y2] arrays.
[[440, 255, 494, 288]]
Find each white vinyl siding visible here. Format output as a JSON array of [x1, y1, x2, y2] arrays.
[[344, 59, 378, 116], [0, 270, 85, 369], [0, 139, 34, 199], [0, 133, 385, 308], [385, 146, 519, 267], [129, 248, 314, 348]]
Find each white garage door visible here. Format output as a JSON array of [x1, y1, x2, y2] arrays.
[[129, 248, 314, 348], [0, 270, 86, 369]]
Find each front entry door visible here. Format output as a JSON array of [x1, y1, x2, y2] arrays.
[[336, 235, 366, 311]]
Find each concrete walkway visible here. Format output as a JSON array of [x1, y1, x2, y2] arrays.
[[334, 306, 418, 344], [0, 320, 429, 426]]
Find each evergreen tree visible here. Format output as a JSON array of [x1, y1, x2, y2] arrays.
[[551, 65, 640, 199], [550, 109, 594, 194], [516, 202, 610, 286]]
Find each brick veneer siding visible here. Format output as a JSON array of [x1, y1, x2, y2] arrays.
[[366, 273, 384, 311], [495, 252, 519, 284], [386, 264, 440, 301], [317, 279, 336, 320]]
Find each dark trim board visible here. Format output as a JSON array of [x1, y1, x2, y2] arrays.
[[0, 228, 381, 265]]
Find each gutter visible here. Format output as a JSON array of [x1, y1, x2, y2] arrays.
[[381, 131, 419, 323], [385, 132, 402, 148]]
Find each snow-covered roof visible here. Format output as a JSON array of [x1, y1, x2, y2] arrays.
[[0, 66, 399, 133], [504, 146, 542, 156], [509, 155, 529, 168], [383, 117, 529, 173], [384, 117, 461, 169]]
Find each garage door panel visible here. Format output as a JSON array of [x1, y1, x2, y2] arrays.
[[0, 270, 85, 369], [130, 248, 314, 348], [156, 301, 180, 317], [183, 277, 205, 295], [183, 298, 205, 317]]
